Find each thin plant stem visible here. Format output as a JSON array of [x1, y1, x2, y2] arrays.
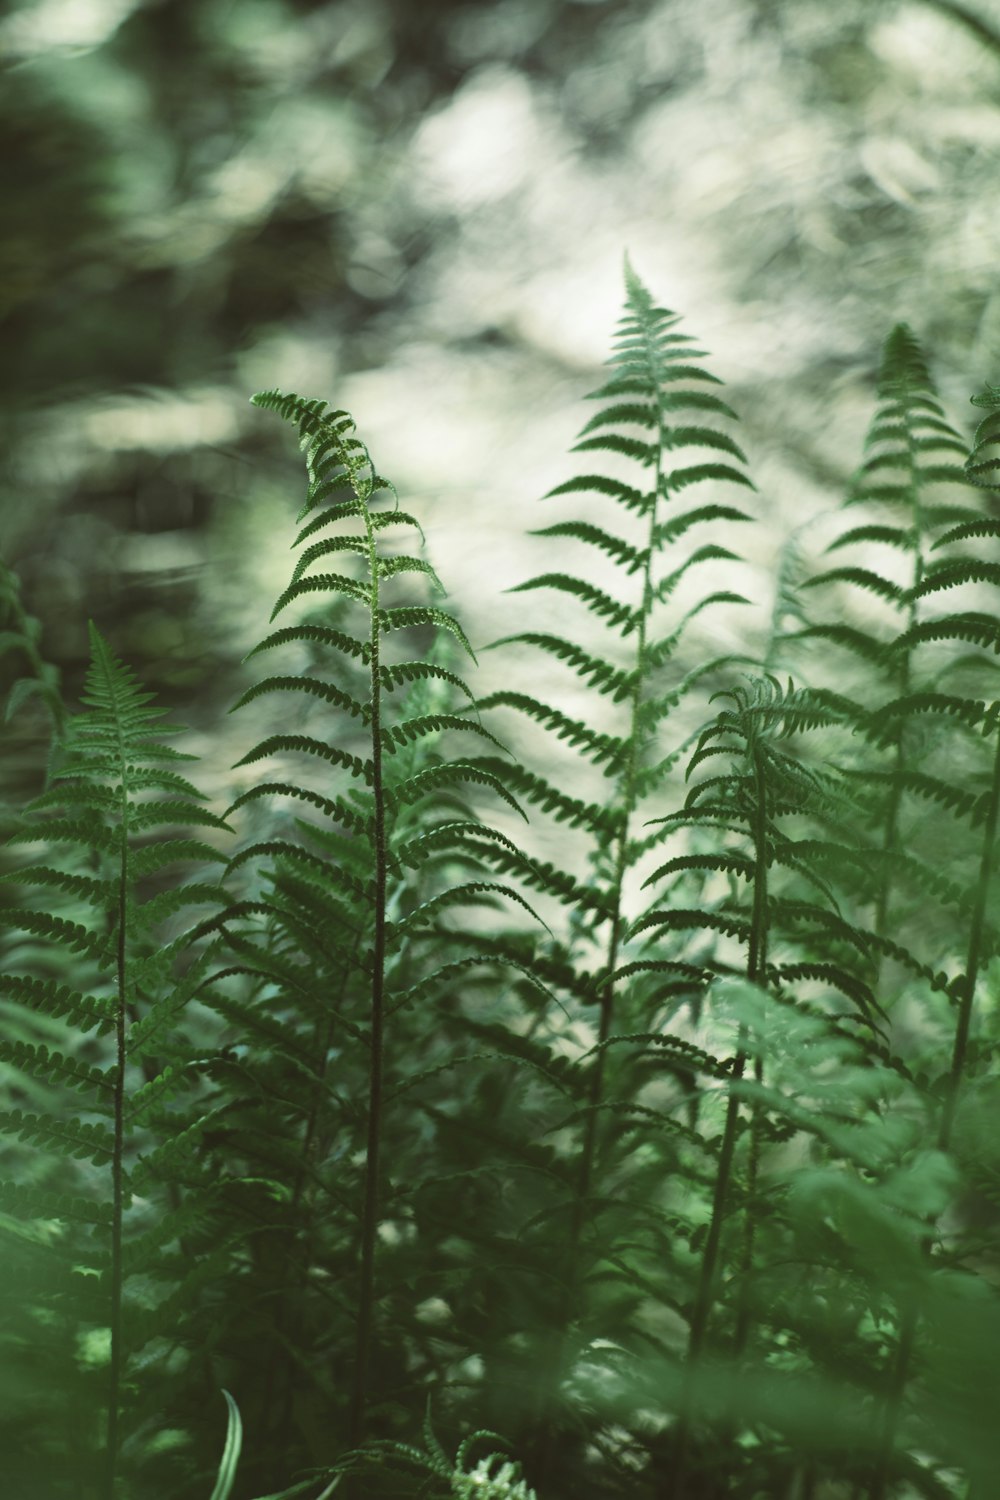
[[347, 500, 388, 1453], [103, 720, 131, 1500], [669, 742, 770, 1498], [530, 306, 667, 1484]]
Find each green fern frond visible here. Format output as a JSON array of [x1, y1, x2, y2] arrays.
[[531, 519, 647, 571], [489, 633, 632, 697], [0, 621, 232, 1494], [888, 612, 1000, 655], [233, 734, 372, 781], [789, 622, 889, 665], [827, 523, 916, 551], [383, 760, 527, 821], [508, 572, 639, 632], [908, 559, 1000, 600], [227, 781, 373, 835], [966, 382, 1000, 487], [865, 691, 996, 740], [0, 1109, 115, 1164], [477, 690, 625, 766], [231, 674, 369, 721], [800, 566, 903, 603], [463, 757, 622, 835], [0, 974, 114, 1031], [934, 517, 1000, 547], [378, 604, 475, 657], [0, 1180, 114, 1225], [382, 712, 505, 753], [244, 622, 370, 664], [380, 657, 476, 699], [386, 881, 544, 943]]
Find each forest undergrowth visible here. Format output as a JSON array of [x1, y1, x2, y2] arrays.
[[2, 263, 999, 1500]]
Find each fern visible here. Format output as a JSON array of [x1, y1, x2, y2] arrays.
[[638, 675, 885, 1490], [793, 324, 980, 949], [469, 258, 758, 1481], [0, 622, 229, 1497], [213, 391, 536, 1485], [6, 281, 1000, 1500]]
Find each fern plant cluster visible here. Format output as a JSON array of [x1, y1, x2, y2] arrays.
[[2, 263, 999, 1500]]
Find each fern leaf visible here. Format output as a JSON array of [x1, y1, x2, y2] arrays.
[[530, 520, 647, 572], [934, 517, 1000, 548], [227, 780, 373, 834], [0, 1109, 115, 1164], [0, 974, 114, 1031], [270, 572, 371, 621], [966, 382, 1000, 487], [233, 734, 372, 782], [383, 761, 527, 821], [386, 881, 543, 944], [788, 622, 888, 665], [507, 573, 639, 633], [477, 691, 625, 766], [0, 1041, 113, 1094], [545, 473, 647, 513], [379, 658, 475, 700], [488, 633, 632, 698], [382, 712, 505, 754], [124, 1062, 195, 1128], [378, 605, 475, 659], [464, 756, 622, 834], [244, 623, 370, 664], [801, 566, 903, 604], [0, 1180, 113, 1225], [654, 501, 753, 544], [908, 560, 1000, 600], [231, 674, 369, 721]]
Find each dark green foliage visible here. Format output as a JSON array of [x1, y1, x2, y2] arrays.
[[0, 623, 230, 1498], [2, 270, 999, 1500]]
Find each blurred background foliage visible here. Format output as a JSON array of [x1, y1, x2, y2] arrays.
[[2, 0, 1000, 779]]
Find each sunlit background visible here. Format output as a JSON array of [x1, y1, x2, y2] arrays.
[[3, 0, 999, 797]]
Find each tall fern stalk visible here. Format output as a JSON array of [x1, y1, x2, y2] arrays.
[[242, 395, 393, 1448], [654, 690, 772, 1499], [566, 267, 672, 1309], [350, 433, 390, 1449], [498, 261, 756, 1479], [0, 622, 229, 1497], [243, 391, 524, 1467], [105, 734, 129, 1500]]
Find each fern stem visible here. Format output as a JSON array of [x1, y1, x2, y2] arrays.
[[103, 724, 130, 1500], [874, 507, 921, 943], [532, 295, 667, 1486], [671, 742, 769, 1496], [733, 1049, 763, 1359], [734, 745, 770, 1358], [347, 503, 388, 1453], [576, 267, 668, 1235]]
